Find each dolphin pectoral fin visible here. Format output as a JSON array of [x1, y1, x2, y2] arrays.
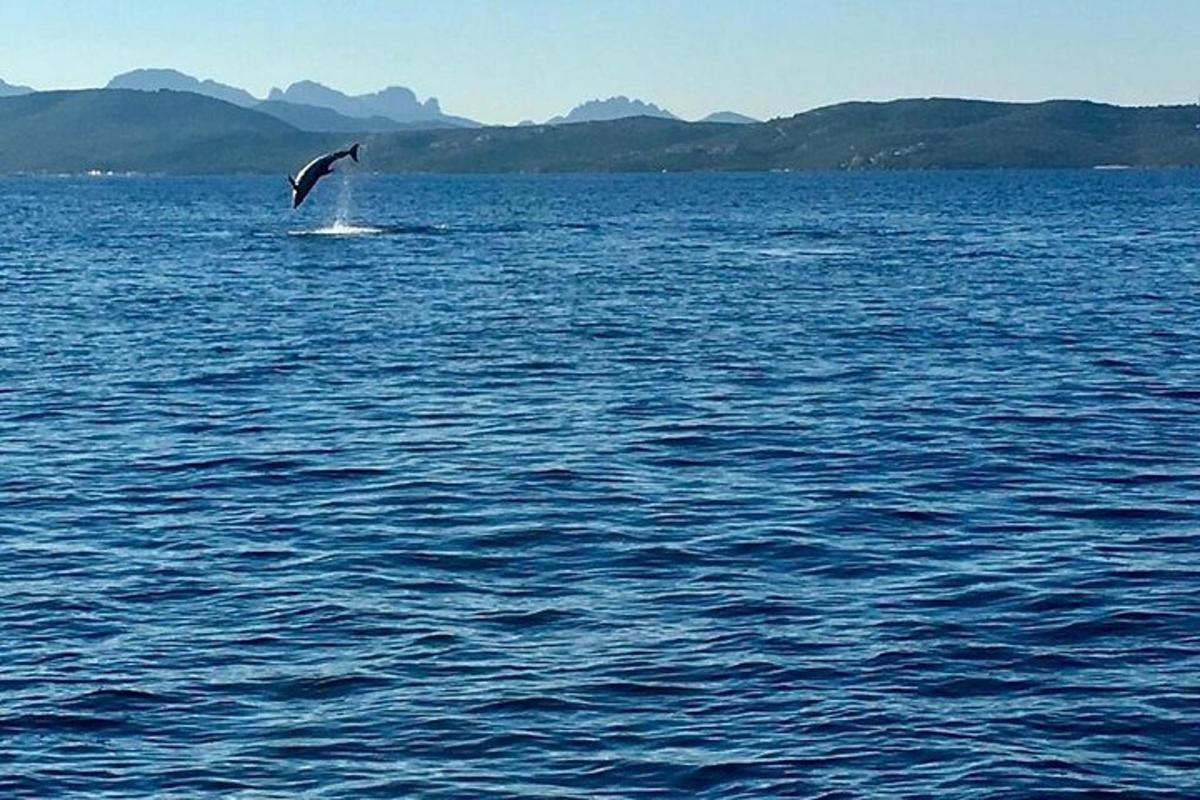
[[287, 175, 298, 191]]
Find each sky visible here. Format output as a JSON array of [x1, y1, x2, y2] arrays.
[[1, 0, 1198, 124]]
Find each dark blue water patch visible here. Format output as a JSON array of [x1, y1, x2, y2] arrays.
[[2, 171, 1200, 798]]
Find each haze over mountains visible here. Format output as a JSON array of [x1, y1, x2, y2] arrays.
[[106, 69, 478, 132], [265, 81, 478, 128], [699, 111, 759, 125], [92, 69, 761, 129], [0, 78, 35, 97], [547, 96, 678, 125], [0, 78, 34, 97], [107, 68, 258, 107], [251, 101, 433, 134]]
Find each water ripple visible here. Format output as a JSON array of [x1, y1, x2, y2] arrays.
[[2, 171, 1199, 798]]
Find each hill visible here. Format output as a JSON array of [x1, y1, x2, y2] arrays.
[[267, 80, 478, 127], [0, 89, 329, 173], [107, 69, 478, 128], [548, 96, 678, 124], [699, 111, 759, 124], [107, 68, 259, 108], [253, 100, 460, 133], [363, 117, 729, 172], [355, 98, 1200, 172], [0, 79, 34, 98], [727, 98, 1200, 170], [3, 91, 1200, 174]]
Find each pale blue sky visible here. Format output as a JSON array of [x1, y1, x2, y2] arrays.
[[2, 0, 1197, 124]]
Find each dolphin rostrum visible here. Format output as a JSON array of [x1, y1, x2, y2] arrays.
[[288, 143, 360, 208]]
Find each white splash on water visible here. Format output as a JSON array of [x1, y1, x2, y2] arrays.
[[334, 171, 352, 228], [290, 169, 385, 235], [300, 221, 385, 236]]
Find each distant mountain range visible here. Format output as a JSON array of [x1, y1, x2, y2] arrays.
[[0, 78, 34, 97], [106, 69, 478, 131], [266, 81, 478, 128], [0, 89, 310, 174], [3, 89, 1200, 174], [544, 98, 759, 125], [699, 111, 759, 124], [108, 68, 258, 107], [547, 96, 678, 124], [254, 100, 464, 133], [99, 69, 757, 128]]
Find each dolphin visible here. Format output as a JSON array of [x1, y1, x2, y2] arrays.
[[288, 143, 360, 208]]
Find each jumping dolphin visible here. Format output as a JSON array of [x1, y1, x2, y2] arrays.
[[288, 143, 360, 208]]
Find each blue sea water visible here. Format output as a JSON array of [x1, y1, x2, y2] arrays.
[[2, 170, 1199, 798]]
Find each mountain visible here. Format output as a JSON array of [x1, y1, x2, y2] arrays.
[[4, 91, 1200, 174], [700, 111, 759, 124], [107, 68, 259, 107], [368, 98, 1200, 172], [734, 98, 1200, 170], [267, 80, 477, 127], [0, 89, 326, 173], [106, 70, 477, 127], [0, 79, 34, 97], [364, 117, 725, 172], [548, 96, 678, 124], [254, 100, 456, 133]]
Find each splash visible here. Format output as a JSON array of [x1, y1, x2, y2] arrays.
[[312, 221, 384, 236], [291, 221, 385, 236], [334, 171, 352, 228], [290, 169, 385, 235]]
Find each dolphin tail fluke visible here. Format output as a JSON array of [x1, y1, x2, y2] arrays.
[[348, 143, 360, 162]]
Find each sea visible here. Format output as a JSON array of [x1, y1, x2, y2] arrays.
[[2, 170, 1198, 798]]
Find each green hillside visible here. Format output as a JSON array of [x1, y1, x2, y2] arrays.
[[356, 98, 1200, 172], [727, 99, 1200, 169], [253, 100, 454, 133], [360, 117, 734, 172], [0, 89, 332, 173], [2, 90, 1200, 174]]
